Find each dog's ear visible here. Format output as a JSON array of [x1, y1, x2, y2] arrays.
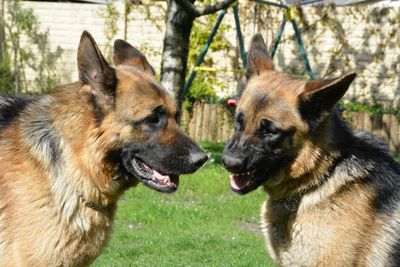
[[77, 31, 116, 107], [113, 39, 155, 75], [298, 73, 356, 123], [246, 33, 273, 78]]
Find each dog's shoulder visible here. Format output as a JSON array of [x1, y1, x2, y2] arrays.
[[335, 121, 400, 203], [0, 94, 38, 132], [352, 127, 391, 155], [333, 114, 399, 175], [351, 127, 400, 212], [340, 121, 400, 265], [348, 126, 400, 179]]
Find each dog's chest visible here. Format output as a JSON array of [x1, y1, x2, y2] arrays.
[[260, 201, 321, 266], [52, 209, 115, 266], [260, 200, 361, 267]]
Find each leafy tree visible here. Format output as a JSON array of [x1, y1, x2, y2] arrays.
[[183, 5, 231, 109], [159, 0, 236, 110]]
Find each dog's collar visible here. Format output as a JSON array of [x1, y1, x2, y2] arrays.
[[76, 190, 111, 212], [273, 195, 300, 212]]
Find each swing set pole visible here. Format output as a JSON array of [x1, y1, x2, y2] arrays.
[[233, 4, 247, 69], [252, 0, 315, 79], [289, 8, 314, 79], [271, 15, 286, 59], [183, 9, 227, 96]]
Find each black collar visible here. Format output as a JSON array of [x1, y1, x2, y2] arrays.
[[76, 190, 112, 212]]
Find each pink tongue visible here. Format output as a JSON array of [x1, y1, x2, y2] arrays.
[[230, 175, 249, 190], [153, 169, 169, 182]]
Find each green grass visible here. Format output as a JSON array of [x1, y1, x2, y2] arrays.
[[92, 142, 400, 266], [394, 153, 400, 163], [92, 142, 275, 267]]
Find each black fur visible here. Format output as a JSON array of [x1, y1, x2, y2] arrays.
[[0, 95, 34, 132]]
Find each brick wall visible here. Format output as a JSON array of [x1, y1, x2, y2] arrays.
[[19, 1, 165, 85], [15, 1, 400, 106]]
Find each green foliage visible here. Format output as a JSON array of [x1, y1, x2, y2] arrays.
[[29, 29, 63, 94], [182, 74, 218, 110], [1, 0, 63, 94], [98, 1, 120, 62], [0, 57, 13, 93], [139, 0, 166, 32], [185, 2, 231, 108], [338, 100, 400, 116], [92, 158, 275, 266]]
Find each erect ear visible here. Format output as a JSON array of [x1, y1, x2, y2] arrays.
[[77, 31, 116, 107], [298, 73, 356, 124], [113, 39, 155, 75], [246, 33, 274, 78]]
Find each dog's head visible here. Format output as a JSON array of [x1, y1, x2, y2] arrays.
[[222, 34, 356, 195], [77, 31, 207, 193]]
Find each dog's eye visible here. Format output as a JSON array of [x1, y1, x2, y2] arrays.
[[260, 119, 280, 136], [145, 113, 160, 125], [144, 106, 167, 125], [235, 120, 244, 131], [235, 112, 245, 131]]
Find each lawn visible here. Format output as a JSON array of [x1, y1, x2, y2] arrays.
[[93, 143, 275, 267]]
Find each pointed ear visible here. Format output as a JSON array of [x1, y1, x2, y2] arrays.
[[246, 33, 273, 78], [113, 39, 155, 75], [77, 31, 116, 104], [298, 73, 356, 124]]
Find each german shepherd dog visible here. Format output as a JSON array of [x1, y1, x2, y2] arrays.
[[222, 34, 400, 266], [0, 31, 207, 266]]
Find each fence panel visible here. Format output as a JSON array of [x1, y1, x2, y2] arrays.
[[181, 103, 400, 153]]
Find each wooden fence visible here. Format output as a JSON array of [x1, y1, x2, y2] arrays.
[[181, 102, 234, 143], [181, 103, 400, 154]]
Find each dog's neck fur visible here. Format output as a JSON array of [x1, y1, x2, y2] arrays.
[[260, 111, 399, 266], [262, 111, 382, 231], [19, 89, 123, 227], [264, 112, 354, 200], [0, 91, 122, 266]]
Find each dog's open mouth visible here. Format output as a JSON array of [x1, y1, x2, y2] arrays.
[[130, 157, 179, 193], [229, 168, 269, 195]]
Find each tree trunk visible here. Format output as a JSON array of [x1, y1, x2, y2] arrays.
[[160, 0, 194, 111]]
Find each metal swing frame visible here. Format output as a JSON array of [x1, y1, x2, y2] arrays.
[[253, 0, 315, 79], [183, 0, 316, 97], [183, 2, 247, 96]]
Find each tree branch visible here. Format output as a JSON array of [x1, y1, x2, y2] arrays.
[[176, 0, 237, 18]]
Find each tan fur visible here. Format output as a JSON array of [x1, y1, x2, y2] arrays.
[[0, 47, 182, 266], [224, 33, 400, 266], [238, 71, 394, 266], [261, 183, 377, 266], [239, 70, 386, 266]]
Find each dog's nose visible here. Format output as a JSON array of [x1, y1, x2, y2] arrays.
[[191, 151, 208, 168], [222, 153, 246, 172]]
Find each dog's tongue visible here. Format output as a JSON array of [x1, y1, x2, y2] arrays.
[[230, 174, 249, 190]]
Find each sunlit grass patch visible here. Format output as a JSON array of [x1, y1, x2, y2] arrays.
[[93, 143, 275, 266]]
